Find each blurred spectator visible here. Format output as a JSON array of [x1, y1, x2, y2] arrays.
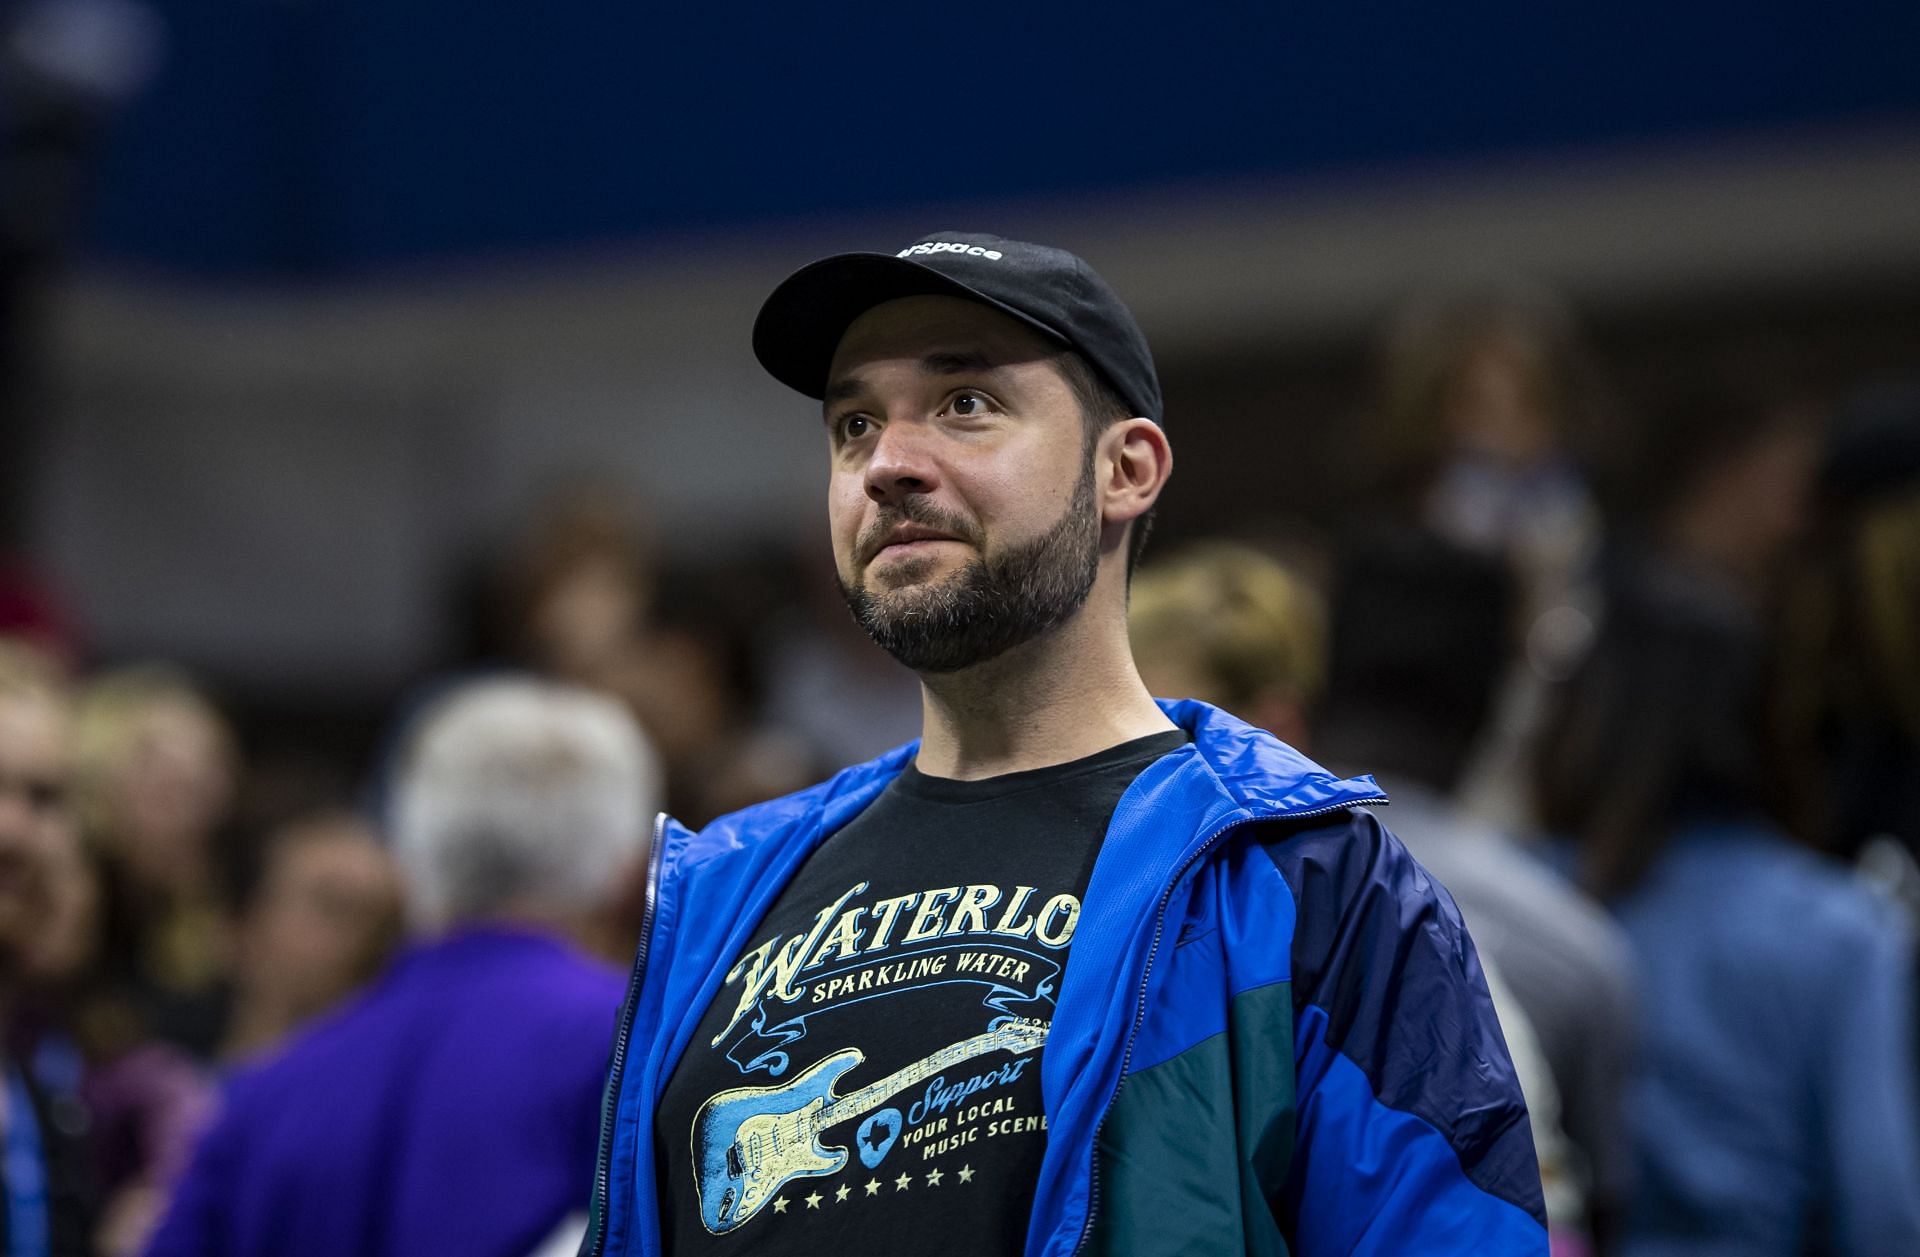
[[1374, 285, 1605, 618], [1373, 287, 1609, 832], [0, 644, 97, 1255], [503, 483, 657, 689], [218, 810, 404, 1061], [1629, 373, 1824, 611], [143, 676, 660, 1257], [1778, 377, 1920, 897], [759, 542, 924, 771], [643, 556, 816, 827], [491, 483, 809, 827], [1315, 529, 1636, 1249], [20, 801, 209, 1257], [71, 665, 240, 1058], [1533, 573, 1920, 1256], [1126, 539, 1323, 750]]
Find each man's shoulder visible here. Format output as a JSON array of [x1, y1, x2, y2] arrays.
[[1134, 701, 1404, 921], [1244, 803, 1419, 904], [1171, 699, 1385, 821], [1236, 806, 1483, 1000]]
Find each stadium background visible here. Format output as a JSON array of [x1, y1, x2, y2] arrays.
[[5, 0, 1915, 755]]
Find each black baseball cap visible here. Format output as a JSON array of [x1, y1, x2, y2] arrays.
[[752, 230, 1163, 425]]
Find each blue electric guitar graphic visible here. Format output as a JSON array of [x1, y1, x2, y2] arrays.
[[691, 1018, 1048, 1234]]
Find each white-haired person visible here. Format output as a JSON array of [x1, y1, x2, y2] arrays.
[[143, 678, 661, 1257]]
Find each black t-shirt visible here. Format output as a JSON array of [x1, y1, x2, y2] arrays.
[[656, 730, 1188, 1255]]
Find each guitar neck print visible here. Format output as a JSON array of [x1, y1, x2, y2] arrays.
[[691, 1020, 1047, 1235], [817, 1028, 1034, 1129]]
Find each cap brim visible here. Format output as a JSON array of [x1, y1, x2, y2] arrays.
[[752, 253, 1067, 401]]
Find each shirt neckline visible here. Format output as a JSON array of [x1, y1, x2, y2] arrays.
[[891, 729, 1190, 805]]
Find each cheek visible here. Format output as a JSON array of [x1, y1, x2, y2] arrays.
[[827, 476, 867, 564], [992, 447, 1081, 525]]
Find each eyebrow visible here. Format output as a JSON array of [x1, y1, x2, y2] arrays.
[[823, 376, 869, 410], [823, 351, 1004, 416]]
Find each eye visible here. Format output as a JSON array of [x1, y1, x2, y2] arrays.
[[834, 413, 874, 443], [947, 390, 992, 418]]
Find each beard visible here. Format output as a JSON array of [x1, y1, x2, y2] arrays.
[[840, 456, 1102, 674]]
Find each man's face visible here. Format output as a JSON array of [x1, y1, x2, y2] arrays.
[[824, 296, 1103, 673], [0, 691, 72, 976]]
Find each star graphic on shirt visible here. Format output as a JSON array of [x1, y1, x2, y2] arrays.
[[835, 1184, 850, 1203], [926, 1168, 945, 1187], [772, 1197, 789, 1214], [864, 1179, 880, 1196], [894, 1172, 912, 1191], [805, 1191, 823, 1210], [957, 1164, 975, 1184]]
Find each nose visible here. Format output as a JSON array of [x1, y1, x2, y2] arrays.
[[863, 420, 941, 505]]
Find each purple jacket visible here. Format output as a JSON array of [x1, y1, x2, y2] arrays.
[[144, 927, 624, 1257]]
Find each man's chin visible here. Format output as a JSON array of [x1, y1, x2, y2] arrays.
[[862, 550, 958, 590]]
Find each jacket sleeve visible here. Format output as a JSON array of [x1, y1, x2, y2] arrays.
[[1261, 809, 1547, 1255]]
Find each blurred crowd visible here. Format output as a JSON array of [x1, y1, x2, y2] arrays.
[[0, 286, 1916, 1257]]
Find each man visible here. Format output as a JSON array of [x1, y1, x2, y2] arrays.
[[584, 233, 1544, 1255], [0, 647, 94, 1256], [145, 678, 661, 1257]]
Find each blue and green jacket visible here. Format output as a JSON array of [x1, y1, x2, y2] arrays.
[[582, 700, 1546, 1255]]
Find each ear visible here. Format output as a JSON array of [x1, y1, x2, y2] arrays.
[[1098, 418, 1172, 528]]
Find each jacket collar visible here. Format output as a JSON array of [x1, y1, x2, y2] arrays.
[[1154, 698, 1385, 817], [673, 699, 1381, 908]]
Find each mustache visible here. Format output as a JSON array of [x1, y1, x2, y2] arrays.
[[856, 500, 982, 564]]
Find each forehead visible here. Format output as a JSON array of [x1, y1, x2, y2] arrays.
[[827, 295, 1062, 388]]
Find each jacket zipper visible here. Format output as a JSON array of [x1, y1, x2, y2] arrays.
[[585, 811, 669, 1257], [1067, 795, 1383, 1255]]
